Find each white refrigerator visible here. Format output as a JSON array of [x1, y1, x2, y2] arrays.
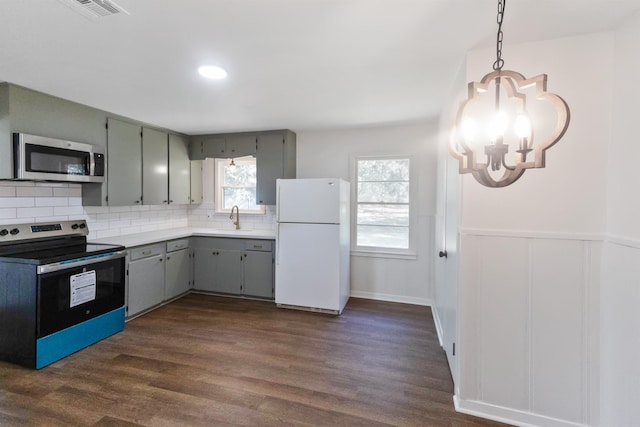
[[275, 178, 350, 314]]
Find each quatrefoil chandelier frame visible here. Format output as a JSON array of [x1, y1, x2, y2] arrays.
[[450, 0, 570, 188]]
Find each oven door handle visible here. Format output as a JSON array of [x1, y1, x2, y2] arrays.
[[36, 250, 128, 275]]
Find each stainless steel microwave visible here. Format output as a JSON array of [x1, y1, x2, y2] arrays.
[[13, 133, 105, 183]]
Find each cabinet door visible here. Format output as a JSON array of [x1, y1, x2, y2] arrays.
[[168, 134, 191, 205], [193, 248, 217, 291], [226, 135, 256, 157], [216, 250, 242, 294], [128, 255, 165, 317], [190, 160, 203, 204], [201, 137, 226, 158], [142, 127, 168, 205], [165, 248, 190, 300], [256, 134, 284, 205], [243, 251, 274, 299], [107, 118, 141, 206]]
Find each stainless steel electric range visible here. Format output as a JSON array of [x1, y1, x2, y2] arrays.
[[0, 220, 126, 368]]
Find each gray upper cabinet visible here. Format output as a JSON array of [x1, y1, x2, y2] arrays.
[[190, 160, 203, 204], [142, 127, 169, 205], [256, 131, 296, 205], [192, 134, 258, 159], [191, 130, 296, 204], [169, 134, 191, 205], [0, 83, 109, 183], [200, 136, 226, 158], [226, 135, 256, 157], [107, 118, 142, 206]]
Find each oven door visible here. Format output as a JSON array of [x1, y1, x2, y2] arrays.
[[36, 252, 126, 338]]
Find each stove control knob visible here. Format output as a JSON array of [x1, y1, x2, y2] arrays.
[[72, 224, 79, 230], [9, 228, 19, 236], [0, 229, 8, 236], [79, 223, 86, 229]]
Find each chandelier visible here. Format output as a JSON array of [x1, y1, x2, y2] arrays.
[[450, 0, 570, 187]]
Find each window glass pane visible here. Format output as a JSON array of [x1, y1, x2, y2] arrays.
[[223, 163, 256, 186], [357, 159, 409, 182], [357, 182, 409, 203], [223, 188, 259, 210], [357, 225, 409, 249], [357, 204, 409, 226]]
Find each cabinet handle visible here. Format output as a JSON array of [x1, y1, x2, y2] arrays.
[[159, 258, 163, 262], [142, 250, 152, 255], [163, 200, 168, 204], [135, 200, 140, 204], [167, 256, 171, 260], [169, 200, 173, 203]]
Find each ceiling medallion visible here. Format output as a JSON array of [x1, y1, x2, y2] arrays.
[[450, 0, 570, 187]]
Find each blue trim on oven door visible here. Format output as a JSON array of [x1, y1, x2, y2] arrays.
[[35, 306, 125, 369]]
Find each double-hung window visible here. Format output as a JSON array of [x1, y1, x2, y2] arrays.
[[214, 156, 265, 214], [352, 155, 415, 257]]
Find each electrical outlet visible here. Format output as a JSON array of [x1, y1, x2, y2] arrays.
[[206, 210, 213, 220]]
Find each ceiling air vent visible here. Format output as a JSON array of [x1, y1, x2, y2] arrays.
[[58, 0, 130, 19]]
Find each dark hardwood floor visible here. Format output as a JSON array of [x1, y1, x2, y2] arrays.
[[0, 295, 509, 426]]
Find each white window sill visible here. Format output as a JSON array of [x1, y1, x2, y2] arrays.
[[350, 250, 417, 260]]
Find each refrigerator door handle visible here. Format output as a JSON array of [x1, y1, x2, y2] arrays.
[[275, 180, 280, 222], [276, 222, 280, 265]]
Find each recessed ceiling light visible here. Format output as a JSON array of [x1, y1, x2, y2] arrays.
[[198, 65, 228, 79]]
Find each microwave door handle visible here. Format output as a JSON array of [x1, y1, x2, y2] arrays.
[[87, 152, 95, 176]]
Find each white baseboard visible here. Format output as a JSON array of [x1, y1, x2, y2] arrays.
[[454, 396, 586, 427], [431, 305, 444, 347], [349, 290, 432, 307]]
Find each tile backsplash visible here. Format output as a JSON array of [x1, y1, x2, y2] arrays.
[[0, 181, 276, 241]]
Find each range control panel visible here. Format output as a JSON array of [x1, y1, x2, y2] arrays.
[[0, 220, 88, 244]]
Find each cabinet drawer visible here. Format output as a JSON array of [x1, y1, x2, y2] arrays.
[[129, 243, 164, 261], [166, 238, 189, 253], [244, 240, 273, 252]]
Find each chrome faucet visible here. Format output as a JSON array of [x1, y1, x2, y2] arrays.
[[229, 205, 240, 230]]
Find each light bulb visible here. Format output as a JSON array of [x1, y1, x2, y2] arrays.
[[488, 110, 508, 142], [514, 114, 532, 138], [228, 159, 236, 172]]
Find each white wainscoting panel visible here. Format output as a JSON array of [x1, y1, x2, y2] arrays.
[[458, 232, 599, 427], [531, 239, 585, 423], [600, 241, 640, 427]]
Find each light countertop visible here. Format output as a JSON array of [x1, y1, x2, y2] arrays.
[[90, 227, 276, 248]]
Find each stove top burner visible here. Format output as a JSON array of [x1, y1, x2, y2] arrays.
[[0, 220, 124, 265]]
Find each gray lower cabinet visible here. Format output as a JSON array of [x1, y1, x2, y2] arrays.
[[193, 247, 242, 294], [165, 239, 191, 300], [193, 237, 274, 299], [127, 243, 165, 317], [243, 250, 274, 298]]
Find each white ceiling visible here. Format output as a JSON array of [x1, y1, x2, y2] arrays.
[[0, 0, 639, 135]]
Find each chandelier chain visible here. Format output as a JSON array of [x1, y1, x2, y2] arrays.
[[493, 0, 505, 71]]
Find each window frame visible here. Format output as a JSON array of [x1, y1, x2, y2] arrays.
[[214, 156, 265, 215], [350, 154, 417, 259]]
